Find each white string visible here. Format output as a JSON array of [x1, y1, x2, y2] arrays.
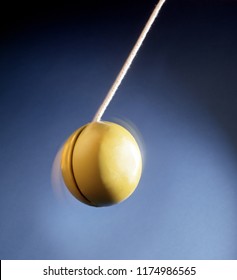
[[93, 0, 167, 122]]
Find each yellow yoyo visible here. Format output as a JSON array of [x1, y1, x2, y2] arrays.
[[61, 121, 142, 207]]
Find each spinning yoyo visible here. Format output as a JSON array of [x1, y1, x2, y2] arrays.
[[58, 0, 166, 207]]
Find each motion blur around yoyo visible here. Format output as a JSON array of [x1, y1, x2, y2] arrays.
[[60, 121, 142, 207], [56, 1, 165, 207]]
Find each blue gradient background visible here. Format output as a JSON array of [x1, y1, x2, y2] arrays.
[[1, 0, 237, 259]]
